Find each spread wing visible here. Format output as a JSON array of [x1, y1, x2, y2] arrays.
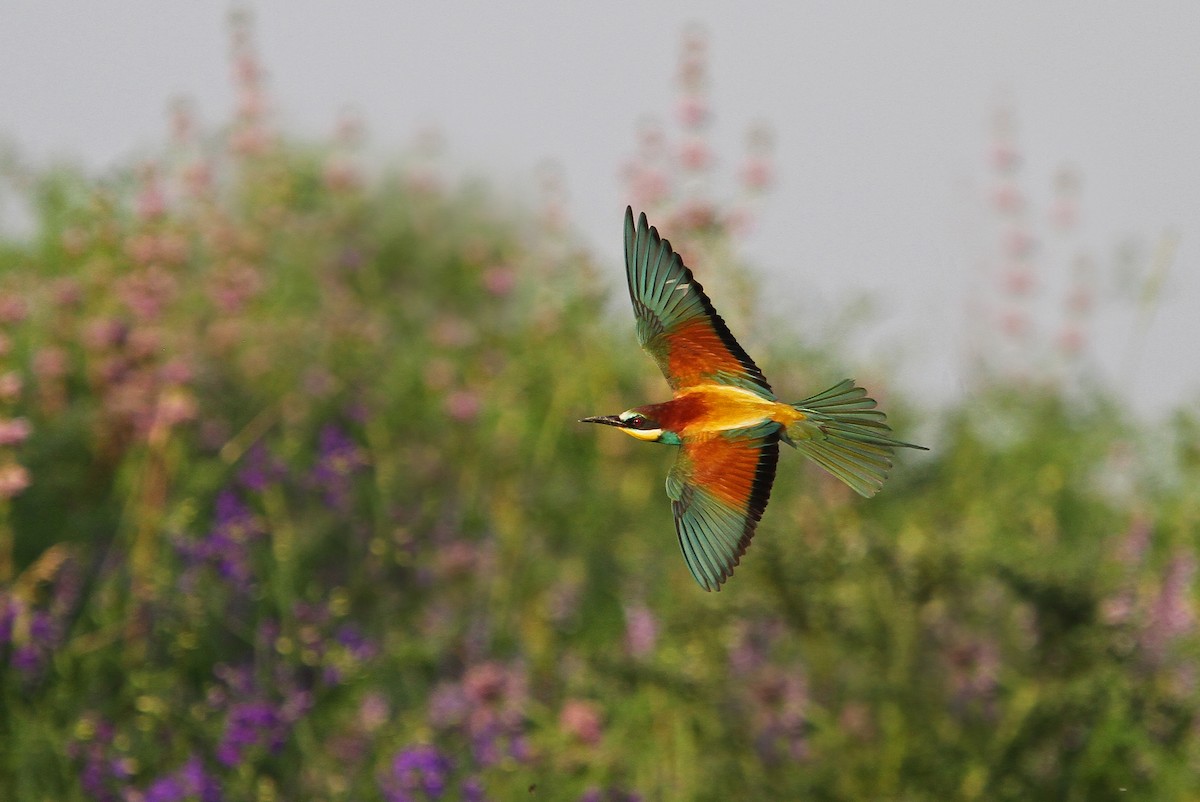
[[665, 428, 780, 591], [623, 207, 773, 398]]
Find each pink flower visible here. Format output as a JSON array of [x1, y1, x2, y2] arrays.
[[323, 157, 361, 192], [0, 371, 21, 402], [463, 662, 525, 708], [135, 164, 167, 221], [83, 318, 127, 351], [160, 357, 193, 386], [1145, 550, 1197, 656], [302, 367, 336, 398], [559, 700, 604, 746], [182, 161, 214, 198], [991, 183, 1023, 214], [358, 692, 390, 733], [678, 54, 706, 90], [435, 540, 479, 578], [679, 138, 712, 172], [0, 462, 30, 499], [230, 125, 272, 157], [0, 418, 31, 446], [236, 88, 266, 121], [1002, 267, 1035, 296], [724, 207, 754, 239], [677, 95, 709, 128], [119, 265, 179, 320], [125, 233, 159, 266], [33, 347, 69, 381], [624, 604, 658, 658], [53, 278, 83, 309], [233, 53, 261, 86], [627, 165, 669, 209], [740, 157, 773, 192], [444, 391, 481, 422], [999, 310, 1028, 339], [482, 265, 516, 297], [671, 198, 717, 233], [1115, 514, 1152, 568], [1003, 227, 1035, 259], [0, 295, 29, 325], [127, 327, 163, 361], [990, 143, 1020, 173], [1058, 326, 1085, 355], [431, 317, 476, 349], [155, 389, 198, 429]]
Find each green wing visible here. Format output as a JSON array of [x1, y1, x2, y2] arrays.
[[666, 430, 780, 591], [623, 207, 774, 398]]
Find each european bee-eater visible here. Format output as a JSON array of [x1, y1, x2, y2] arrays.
[[583, 208, 926, 591]]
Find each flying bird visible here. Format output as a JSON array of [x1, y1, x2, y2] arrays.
[[582, 208, 926, 591]]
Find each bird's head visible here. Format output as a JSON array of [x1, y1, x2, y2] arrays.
[[580, 408, 679, 444]]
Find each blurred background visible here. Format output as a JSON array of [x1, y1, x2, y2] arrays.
[[0, 4, 1197, 801]]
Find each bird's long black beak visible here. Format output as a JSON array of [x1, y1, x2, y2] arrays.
[[580, 415, 625, 428]]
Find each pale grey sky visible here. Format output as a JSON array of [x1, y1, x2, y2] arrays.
[[2, 3, 1197, 416]]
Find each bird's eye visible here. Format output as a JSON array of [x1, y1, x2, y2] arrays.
[[628, 415, 649, 429]]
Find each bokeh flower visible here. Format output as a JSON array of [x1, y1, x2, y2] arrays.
[[0, 416, 31, 446], [382, 745, 452, 802], [0, 461, 30, 498], [559, 699, 604, 746], [623, 603, 658, 659]]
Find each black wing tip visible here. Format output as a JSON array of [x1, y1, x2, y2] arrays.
[[747, 436, 780, 522]]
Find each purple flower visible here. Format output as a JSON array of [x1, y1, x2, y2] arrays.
[[145, 775, 184, 802], [176, 489, 264, 593], [213, 489, 256, 533], [1142, 549, 1198, 663], [79, 746, 117, 802], [143, 756, 222, 802], [461, 776, 487, 802], [580, 788, 643, 802], [383, 745, 452, 802], [29, 609, 58, 642], [12, 644, 42, 676], [426, 662, 531, 769], [309, 424, 366, 509], [336, 624, 378, 662], [217, 701, 286, 767], [237, 442, 286, 493], [70, 717, 124, 802], [623, 604, 658, 659]]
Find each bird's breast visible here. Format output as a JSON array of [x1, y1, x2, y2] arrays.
[[662, 384, 796, 437]]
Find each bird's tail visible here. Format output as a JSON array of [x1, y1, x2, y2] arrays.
[[783, 379, 926, 497]]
